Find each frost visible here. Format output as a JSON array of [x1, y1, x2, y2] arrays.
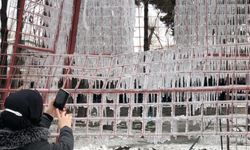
[[14, 0, 250, 145]]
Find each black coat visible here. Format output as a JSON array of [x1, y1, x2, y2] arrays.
[[0, 113, 74, 150]]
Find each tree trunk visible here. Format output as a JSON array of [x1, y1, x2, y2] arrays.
[[144, 0, 149, 51]]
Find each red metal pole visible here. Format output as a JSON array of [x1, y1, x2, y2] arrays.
[[44, 0, 65, 101], [16, 44, 53, 53], [3, 0, 25, 104], [2, 85, 250, 94], [64, 0, 82, 88], [67, 0, 81, 55]]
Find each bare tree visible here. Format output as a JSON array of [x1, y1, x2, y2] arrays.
[[136, 0, 175, 51], [143, 0, 149, 51]]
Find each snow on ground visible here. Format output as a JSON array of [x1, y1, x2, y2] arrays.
[[74, 135, 250, 150], [75, 144, 250, 150]]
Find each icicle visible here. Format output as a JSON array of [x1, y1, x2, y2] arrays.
[[82, 0, 89, 31]]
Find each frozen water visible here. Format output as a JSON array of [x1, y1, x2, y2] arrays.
[[75, 0, 135, 54], [8, 0, 250, 146]]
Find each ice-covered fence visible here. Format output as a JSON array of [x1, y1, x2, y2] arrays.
[[2, 0, 250, 145], [75, 0, 135, 54], [4, 0, 65, 52], [2, 48, 250, 139], [0, 0, 66, 103], [175, 0, 250, 47]]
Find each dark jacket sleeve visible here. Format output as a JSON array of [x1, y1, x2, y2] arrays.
[[50, 126, 74, 150], [39, 113, 53, 128]]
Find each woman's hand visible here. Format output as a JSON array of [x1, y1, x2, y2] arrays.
[[44, 99, 57, 118], [56, 109, 72, 129]]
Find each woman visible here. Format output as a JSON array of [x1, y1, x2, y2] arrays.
[[0, 89, 73, 150]]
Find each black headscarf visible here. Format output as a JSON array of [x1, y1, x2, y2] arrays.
[[1, 89, 43, 130]]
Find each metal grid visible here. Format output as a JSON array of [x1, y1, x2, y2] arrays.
[[0, 50, 250, 140], [75, 0, 135, 54], [1, 0, 250, 147], [6, 0, 64, 52]]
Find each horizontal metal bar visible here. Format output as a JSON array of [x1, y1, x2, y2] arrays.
[[1, 85, 250, 93]]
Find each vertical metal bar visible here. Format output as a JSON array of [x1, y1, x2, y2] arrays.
[[64, 0, 82, 136], [67, 0, 82, 54], [128, 93, 132, 135], [226, 75, 230, 150], [205, 0, 208, 54], [195, 0, 199, 46], [64, 0, 82, 88], [138, 4, 142, 51], [3, 0, 25, 103], [53, 0, 65, 53], [220, 117, 223, 150], [0, 0, 9, 91], [226, 119, 230, 150], [44, 0, 65, 101]]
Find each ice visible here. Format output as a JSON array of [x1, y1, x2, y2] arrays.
[[75, 145, 110, 150], [75, 0, 135, 54], [10, 0, 250, 146]]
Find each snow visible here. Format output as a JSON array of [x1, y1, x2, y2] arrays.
[[72, 133, 250, 150], [75, 143, 249, 150]]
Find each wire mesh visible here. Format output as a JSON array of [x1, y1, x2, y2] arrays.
[[1, 0, 250, 148], [6, 0, 64, 52]]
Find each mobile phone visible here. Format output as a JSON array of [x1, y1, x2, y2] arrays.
[[53, 89, 70, 110]]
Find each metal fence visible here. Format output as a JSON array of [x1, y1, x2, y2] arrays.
[[1, 0, 250, 148]]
